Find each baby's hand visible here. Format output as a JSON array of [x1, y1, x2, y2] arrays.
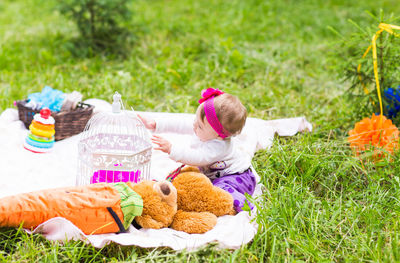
[[138, 114, 156, 131], [151, 135, 172, 154]]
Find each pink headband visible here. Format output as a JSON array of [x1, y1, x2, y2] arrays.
[[198, 88, 230, 139]]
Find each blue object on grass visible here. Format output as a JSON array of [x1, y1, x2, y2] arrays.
[[28, 86, 66, 112], [384, 85, 400, 119]]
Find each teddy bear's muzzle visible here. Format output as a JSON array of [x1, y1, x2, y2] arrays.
[[160, 183, 171, 195], [153, 181, 177, 208]]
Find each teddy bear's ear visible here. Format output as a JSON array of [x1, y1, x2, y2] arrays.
[[153, 181, 177, 208]]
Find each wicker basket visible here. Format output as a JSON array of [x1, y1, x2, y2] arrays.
[[16, 100, 94, 141]]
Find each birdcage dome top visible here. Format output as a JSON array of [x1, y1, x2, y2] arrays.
[[78, 92, 151, 156]]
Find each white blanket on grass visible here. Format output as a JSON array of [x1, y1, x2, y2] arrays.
[[0, 99, 312, 251]]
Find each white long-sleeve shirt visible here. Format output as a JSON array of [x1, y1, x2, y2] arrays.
[[154, 117, 251, 180]]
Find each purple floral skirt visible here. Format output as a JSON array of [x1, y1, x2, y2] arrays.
[[212, 168, 256, 212]]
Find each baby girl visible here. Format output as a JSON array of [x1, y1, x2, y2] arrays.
[[139, 88, 256, 212]]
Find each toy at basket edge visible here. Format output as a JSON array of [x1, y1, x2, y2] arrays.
[[23, 108, 55, 153]]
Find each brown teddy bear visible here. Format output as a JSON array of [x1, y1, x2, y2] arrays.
[[169, 166, 235, 234]]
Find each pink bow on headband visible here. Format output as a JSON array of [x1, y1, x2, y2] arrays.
[[198, 88, 224, 104]]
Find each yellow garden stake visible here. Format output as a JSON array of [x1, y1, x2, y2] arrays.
[[357, 45, 372, 95], [371, 27, 384, 119]]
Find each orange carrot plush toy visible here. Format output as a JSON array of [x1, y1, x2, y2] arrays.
[[0, 180, 177, 235]]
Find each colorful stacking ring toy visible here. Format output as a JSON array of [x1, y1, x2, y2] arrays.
[[24, 108, 56, 153]]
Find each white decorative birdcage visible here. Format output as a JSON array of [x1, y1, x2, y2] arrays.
[[76, 92, 152, 186]]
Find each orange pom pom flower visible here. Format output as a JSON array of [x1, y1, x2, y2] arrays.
[[348, 114, 400, 157]]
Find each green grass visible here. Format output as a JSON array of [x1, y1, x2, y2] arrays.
[[2, 0, 400, 261]]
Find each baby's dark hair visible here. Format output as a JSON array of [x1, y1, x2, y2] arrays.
[[200, 93, 247, 137]]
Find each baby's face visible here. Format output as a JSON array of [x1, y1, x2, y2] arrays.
[[193, 106, 219, 142]]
